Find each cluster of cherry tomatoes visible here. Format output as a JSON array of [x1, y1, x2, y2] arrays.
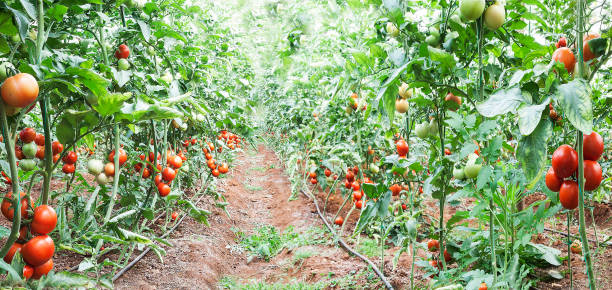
[[426, 239, 451, 271], [12, 128, 64, 176], [551, 34, 602, 74], [2, 194, 57, 280], [545, 132, 604, 209]]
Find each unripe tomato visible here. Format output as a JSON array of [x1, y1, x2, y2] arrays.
[[21, 235, 54, 266], [552, 47, 576, 73], [453, 167, 465, 180], [32, 258, 53, 279], [386, 22, 399, 37], [395, 99, 409, 113], [104, 162, 115, 176], [19, 159, 36, 171], [559, 180, 579, 209], [545, 167, 563, 192], [551, 145, 578, 178], [398, 82, 412, 99], [96, 173, 110, 185], [583, 160, 602, 191], [19, 128, 36, 143], [415, 122, 430, 139], [464, 164, 482, 179], [87, 159, 104, 175], [118, 58, 130, 70], [483, 2, 505, 30], [1, 73, 39, 108], [459, 0, 485, 21], [31, 205, 57, 235], [583, 131, 604, 161], [22, 142, 37, 159]]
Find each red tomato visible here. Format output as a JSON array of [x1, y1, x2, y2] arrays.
[[346, 171, 355, 182], [334, 216, 343, 225], [21, 235, 55, 266], [35, 134, 45, 146], [324, 168, 331, 177], [51, 141, 63, 154], [169, 155, 183, 169], [114, 44, 130, 59], [219, 163, 229, 174], [351, 181, 360, 191], [52, 154, 60, 163], [62, 151, 78, 164], [157, 183, 171, 197], [3, 242, 22, 263], [162, 167, 176, 181], [556, 36, 567, 48], [559, 180, 579, 210], [1, 73, 39, 108], [353, 190, 363, 200], [390, 184, 401, 196], [583, 131, 604, 161], [1, 192, 32, 221], [427, 239, 440, 252], [212, 168, 220, 177], [552, 47, 576, 73], [31, 205, 57, 235], [396, 139, 409, 156], [35, 145, 45, 159], [551, 145, 578, 179], [355, 200, 365, 209], [444, 148, 451, 155], [583, 34, 600, 62], [108, 148, 127, 166], [62, 163, 75, 174], [154, 175, 162, 185], [19, 128, 36, 143], [444, 249, 451, 263], [32, 258, 53, 279], [545, 167, 563, 192], [479, 282, 488, 290], [23, 265, 33, 280], [142, 168, 151, 179], [583, 160, 602, 191]]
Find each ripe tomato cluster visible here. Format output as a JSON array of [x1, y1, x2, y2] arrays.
[[14, 128, 63, 174], [2, 194, 57, 280], [551, 34, 603, 74], [203, 131, 242, 178], [545, 132, 604, 209]]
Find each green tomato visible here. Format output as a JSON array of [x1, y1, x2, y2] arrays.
[[0, 62, 15, 81], [483, 3, 505, 30], [96, 173, 110, 185], [428, 27, 440, 38], [464, 164, 482, 179], [118, 58, 130, 70], [415, 122, 430, 139], [221, 43, 229, 51], [160, 72, 173, 83], [460, 0, 486, 21], [23, 142, 38, 159], [386, 22, 399, 37], [19, 159, 36, 171], [87, 159, 104, 175], [181, 163, 190, 172], [86, 92, 98, 106], [10, 34, 20, 43], [147, 46, 156, 55], [453, 167, 465, 180], [370, 164, 380, 174], [428, 119, 439, 136], [449, 14, 463, 26], [425, 35, 439, 46]]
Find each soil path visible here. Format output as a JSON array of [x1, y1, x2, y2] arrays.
[[114, 144, 370, 289]]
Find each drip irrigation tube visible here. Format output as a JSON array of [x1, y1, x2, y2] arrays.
[[301, 189, 394, 290]]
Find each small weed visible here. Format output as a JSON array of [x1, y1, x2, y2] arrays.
[[235, 225, 328, 261], [243, 183, 263, 191], [251, 166, 268, 172], [357, 237, 386, 258]]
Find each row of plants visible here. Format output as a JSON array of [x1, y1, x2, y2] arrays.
[[0, 0, 254, 288], [257, 0, 610, 288]]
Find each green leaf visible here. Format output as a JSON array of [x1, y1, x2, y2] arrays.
[[517, 100, 547, 135], [137, 20, 151, 42], [427, 46, 456, 71], [587, 38, 607, 57], [554, 79, 593, 134], [47, 4, 68, 22], [517, 119, 552, 181], [56, 117, 76, 145], [94, 92, 131, 116], [476, 88, 524, 117]]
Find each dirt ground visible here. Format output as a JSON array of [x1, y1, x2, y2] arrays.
[[3, 145, 611, 289]]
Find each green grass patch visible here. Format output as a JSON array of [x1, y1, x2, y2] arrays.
[[218, 270, 377, 290], [357, 237, 386, 258], [234, 225, 327, 262], [250, 166, 268, 172], [243, 183, 264, 191]]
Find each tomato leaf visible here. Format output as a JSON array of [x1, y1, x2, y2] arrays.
[[517, 119, 552, 181], [0, 3, 30, 41], [56, 117, 76, 145], [554, 79, 593, 134], [476, 87, 524, 117], [517, 100, 548, 135]]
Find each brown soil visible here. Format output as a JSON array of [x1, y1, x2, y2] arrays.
[[113, 145, 386, 289]]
